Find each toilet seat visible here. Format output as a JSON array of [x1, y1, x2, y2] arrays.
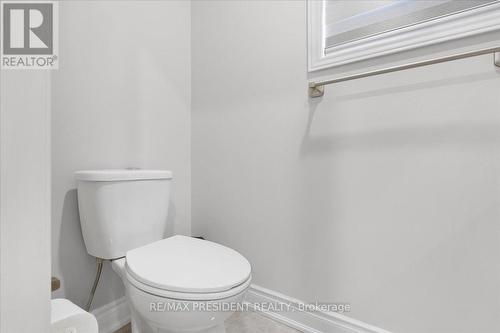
[[124, 235, 252, 300], [125, 270, 252, 301]]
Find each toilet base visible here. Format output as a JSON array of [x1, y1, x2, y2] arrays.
[[132, 324, 225, 333], [159, 324, 225, 333], [131, 310, 226, 333]]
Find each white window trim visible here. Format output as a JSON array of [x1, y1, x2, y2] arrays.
[[308, 0, 500, 72]]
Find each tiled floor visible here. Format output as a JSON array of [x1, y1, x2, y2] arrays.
[[114, 323, 132, 333], [226, 311, 301, 333], [113, 311, 301, 333]]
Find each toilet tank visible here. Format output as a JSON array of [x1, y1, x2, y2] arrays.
[[75, 169, 172, 259]]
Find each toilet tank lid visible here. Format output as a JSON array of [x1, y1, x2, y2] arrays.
[[74, 169, 172, 182]]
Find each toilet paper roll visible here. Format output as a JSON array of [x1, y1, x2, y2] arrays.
[[51, 299, 98, 333]]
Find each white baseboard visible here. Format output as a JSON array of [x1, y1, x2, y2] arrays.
[[245, 285, 393, 333], [91, 296, 131, 333], [90, 285, 391, 333]]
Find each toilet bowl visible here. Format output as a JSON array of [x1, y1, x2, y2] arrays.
[[75, 170, 252, 333], [111, 236, 251, 333]]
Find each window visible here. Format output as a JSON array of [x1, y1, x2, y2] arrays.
[[308, 0, 500, 71]]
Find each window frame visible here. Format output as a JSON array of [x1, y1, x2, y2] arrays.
[[307, 0, 500, 72]]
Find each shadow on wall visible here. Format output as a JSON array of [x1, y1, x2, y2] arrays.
[[292, 64, 500, 323], [301, 121, 500, 156], [165, 199, 176, 238], [330, 71, 499, 103], [58, 189, 124, 309], [300, 70, 500, 157]]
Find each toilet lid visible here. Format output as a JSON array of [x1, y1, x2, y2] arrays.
[[125, 235, 251, 293]]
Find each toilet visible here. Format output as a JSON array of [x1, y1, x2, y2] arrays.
[[75, 169, 252, 333]]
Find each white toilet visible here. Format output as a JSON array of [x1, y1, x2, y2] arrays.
[[75, 169, 252, 333]]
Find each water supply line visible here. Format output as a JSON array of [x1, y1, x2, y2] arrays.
[[85, 257, 104, 311]]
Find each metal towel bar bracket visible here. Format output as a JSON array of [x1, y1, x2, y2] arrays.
[[309, 47, 500, 98], [495, 51, 500, 67]]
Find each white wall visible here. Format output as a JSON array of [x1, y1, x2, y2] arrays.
[[51, 1, 191, 309], [0, 71, 51, 332], [191, 1, 500, 332]]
